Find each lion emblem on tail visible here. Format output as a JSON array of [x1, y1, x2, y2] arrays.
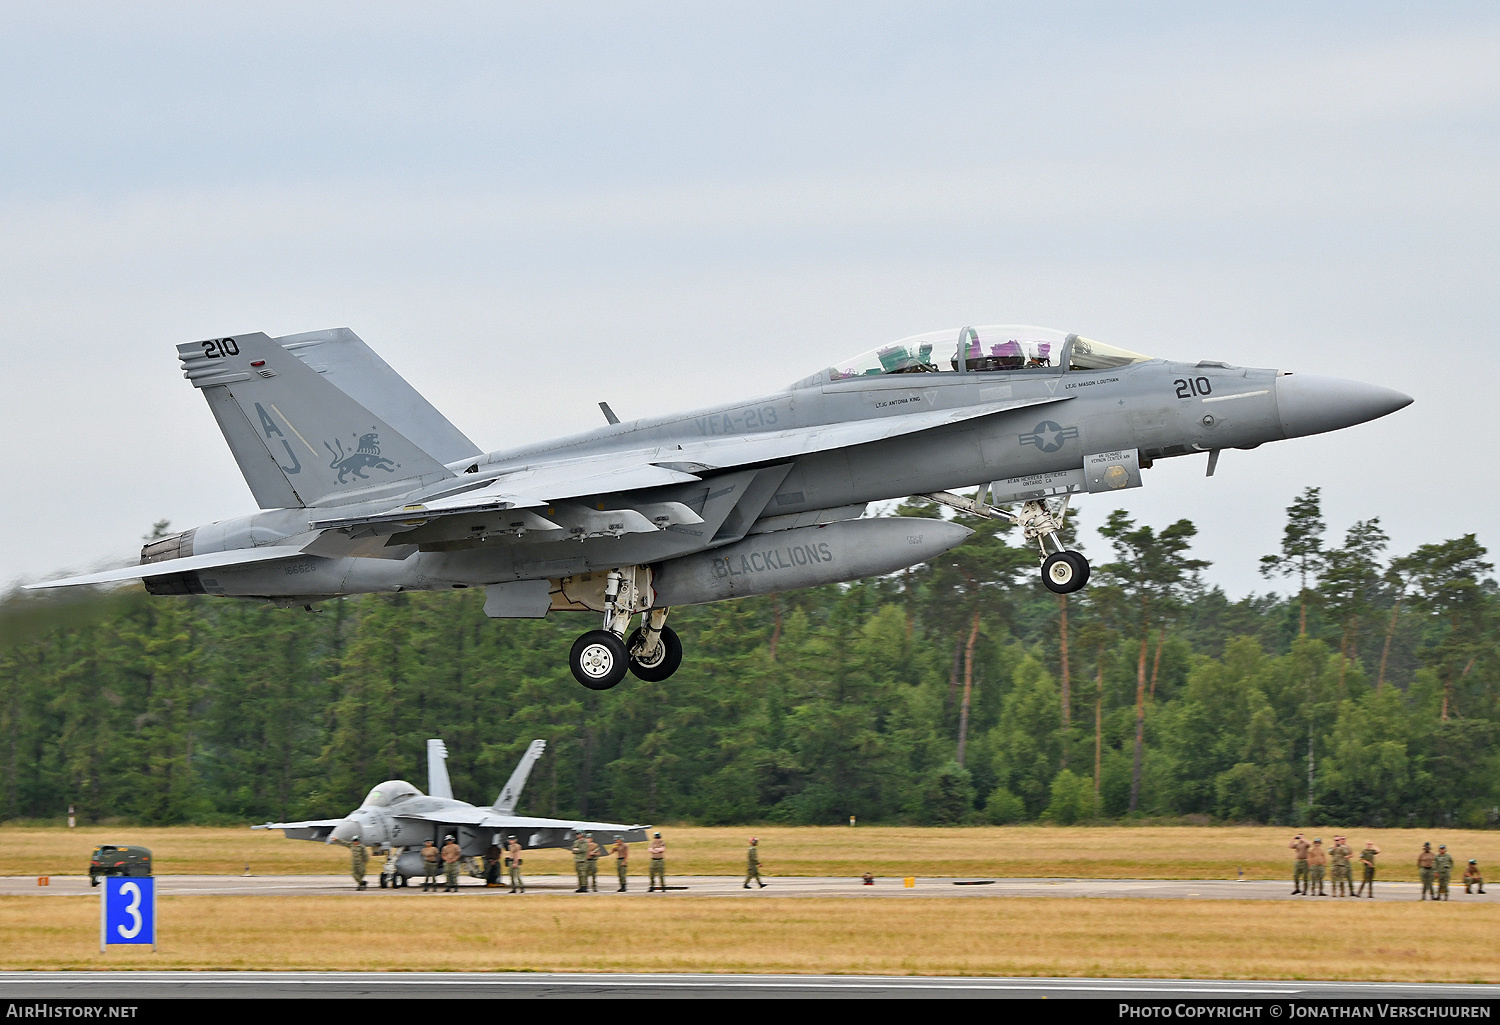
[[326, 431, 398, 483]]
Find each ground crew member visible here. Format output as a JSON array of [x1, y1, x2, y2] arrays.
[[1307, 838, 1327, 896], [1418, 842, 1436, 900], [648, 831, 666, 892], [381, 847, 401, 889], [584, 833, 601, 892], [421, 839, 441, 891], [1355, 842, 1380, 898], [744, 837, 767, 889], [507, 835, 525, 893], [1329, 836, 1353, 897], [1464, 860, 1484, 894], [572, 833, 590, 892], [350, 836, 368, 890], [484, 841, 502, 887], [441, 835, 463, 892], [1289, 833, 1311, 894], [1434, 845, 1454, 901], [612, 835, 629, 891]]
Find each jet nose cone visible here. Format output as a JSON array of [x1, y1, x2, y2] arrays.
[[329, 818, 362, 845], [1275, 373, 1412, 440]]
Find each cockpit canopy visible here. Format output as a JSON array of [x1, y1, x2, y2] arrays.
[[812, 325, 1150, 386], [361, 780, 422, 808]]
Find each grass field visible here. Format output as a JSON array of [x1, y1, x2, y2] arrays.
[[7, 824, 1497, 882], [3, 893, 1496, 979]]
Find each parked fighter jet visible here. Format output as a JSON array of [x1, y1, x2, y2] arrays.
[[32, 324, 1410, 688], [255, 738, 647, 884]]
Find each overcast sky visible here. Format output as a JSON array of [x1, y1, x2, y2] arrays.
[[2, 2, 1497, 597]]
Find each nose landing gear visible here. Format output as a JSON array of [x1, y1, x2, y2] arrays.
[[920, 489, 1090, 595], [567, 568, 682, 689]]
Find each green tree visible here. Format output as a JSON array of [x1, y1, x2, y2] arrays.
[[1260, 486, 1328, 636]]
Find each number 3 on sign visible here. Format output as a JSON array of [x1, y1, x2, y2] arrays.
[[101, 875, 155, 951]]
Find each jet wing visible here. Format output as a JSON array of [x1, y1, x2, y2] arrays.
[[252, 818, 345, 841], [26, 546, 307, 590], [313, 394, 1069, 535]]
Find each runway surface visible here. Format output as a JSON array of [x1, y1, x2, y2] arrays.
[[6, 873, 1484, 902], [2, 971, 1496, 999]]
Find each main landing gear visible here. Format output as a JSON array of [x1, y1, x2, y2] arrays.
[[568, 568, 683, 690], [921, 490, 1090, 595]]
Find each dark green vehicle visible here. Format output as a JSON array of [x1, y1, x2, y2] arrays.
[[89, 845, 152, 886]]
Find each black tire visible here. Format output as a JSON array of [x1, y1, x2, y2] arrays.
[[570, 630, 630, 689], [626, 625, 683, 682], [1068, 551, 1091, 588], [1042, 551, 1085, 594], [90, 875, 99, 888]]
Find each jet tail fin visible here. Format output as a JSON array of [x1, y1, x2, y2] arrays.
[[426, 739, 453, 800], [492, 740, 547, 814], [275, 328, 481, 465], [179, 332, 454, 509]]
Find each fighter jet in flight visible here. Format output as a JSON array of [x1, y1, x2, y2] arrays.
[[32, 324, 1410, 688], [255, 738, 647, 884]]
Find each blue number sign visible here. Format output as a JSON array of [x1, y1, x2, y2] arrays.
[[100, 876, 155, 951]]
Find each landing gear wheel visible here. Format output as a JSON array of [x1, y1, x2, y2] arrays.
[[627, 625, 683, 682], [570, 630, 629, 690], [1042, 551, 1089, 594], [1069, 551, 1091, 588]]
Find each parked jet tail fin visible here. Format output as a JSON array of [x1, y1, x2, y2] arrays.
[[493, 739, 547, 814], [427, 739, 454, 800], [179, 333, 454, 509]]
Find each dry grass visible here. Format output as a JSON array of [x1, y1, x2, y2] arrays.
[[2, 894, 1496, 980], [7, 824, 1498, 881]]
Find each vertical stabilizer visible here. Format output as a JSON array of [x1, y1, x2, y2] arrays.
[[493, 740, 547, 814], [426, 739, 453, 800], [275, 328, 481, 465], [179, 332, 454, 508]]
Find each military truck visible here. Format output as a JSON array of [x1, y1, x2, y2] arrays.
[[89, 845, 152, 886]]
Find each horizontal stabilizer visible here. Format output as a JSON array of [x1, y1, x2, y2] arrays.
[[25, 546, 305, 590]]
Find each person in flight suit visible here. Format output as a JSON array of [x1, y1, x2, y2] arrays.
[[1464, 860, 1485, 894], [1307, 839, 1328, 895], [1434, 845, 1454, 901], [421, 839, 441, 892], [1355, 841, 1380, 898], [648, 832, 667, 892], [744, 837, 766, 889], [611, 835, 629, 892], [507, 835, 525, 893], [1329, 837, 1353, 897], [441, 835, 463, 892], [572, 833, 590, 893], [584, 833, 602, 892], [1289, 833, 1311, 894], [1418, 842, 1437, 901], [349, 836, 368, 890]]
